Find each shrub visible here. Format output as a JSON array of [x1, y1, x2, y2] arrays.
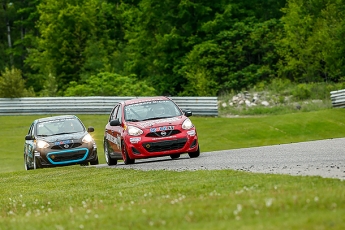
[[64, 72, 156, 96], [0, 67, 32, 98], [266, 78, 293, 95], [291, 83, 311, 100]]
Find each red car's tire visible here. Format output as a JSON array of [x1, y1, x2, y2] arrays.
[[188, 145, 200, 158], [122, 142, 135, 165], [170, 154, 180, 159], [104, 142, 117, 166]]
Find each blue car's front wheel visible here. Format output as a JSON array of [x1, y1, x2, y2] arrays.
[[24, 154, 36, 170]]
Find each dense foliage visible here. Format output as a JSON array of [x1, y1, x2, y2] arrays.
[[0, 0, 345, 97]]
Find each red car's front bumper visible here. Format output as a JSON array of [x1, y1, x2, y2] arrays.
[[124, 129, 198, 159]]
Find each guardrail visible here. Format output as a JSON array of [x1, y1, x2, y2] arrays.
[[330, 89, 345, 108], [0, 96, 218, 116]]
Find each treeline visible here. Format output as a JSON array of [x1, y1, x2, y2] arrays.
[[0, 0, 345, 97]]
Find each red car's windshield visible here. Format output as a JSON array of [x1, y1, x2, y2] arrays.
[[124, 100, 182, 122]]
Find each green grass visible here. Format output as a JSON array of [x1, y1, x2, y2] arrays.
[[1, 108, 345, 229], [1, 167, 344, 229]]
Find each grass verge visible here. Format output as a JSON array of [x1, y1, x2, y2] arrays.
[[1, 109, 345, 229], [1, 167, 344, 230]]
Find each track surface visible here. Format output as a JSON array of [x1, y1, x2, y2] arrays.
[[97, 138, 345, 180]]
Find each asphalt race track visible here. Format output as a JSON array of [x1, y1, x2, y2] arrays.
[[96, 137, 345, 180]]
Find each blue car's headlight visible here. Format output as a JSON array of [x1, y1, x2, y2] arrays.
[[37, 140, 49, 148], [82, 133, 93, 143]]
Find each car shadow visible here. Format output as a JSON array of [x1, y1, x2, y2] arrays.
[[117, 155, 190, 165]]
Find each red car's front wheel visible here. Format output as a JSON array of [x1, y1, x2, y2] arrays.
[[121, 141, 135, 165]]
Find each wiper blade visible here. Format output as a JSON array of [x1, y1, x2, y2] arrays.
[[55, 132, 71, 135], [157, 116, 171, 119], [126, 119, 140, 122], [141, 117, 158, 121], [142, 116, 171, 121]]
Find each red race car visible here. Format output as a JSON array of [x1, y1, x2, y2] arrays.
[[103, 96, 200, 165]]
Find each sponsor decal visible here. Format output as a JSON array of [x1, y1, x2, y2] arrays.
[[55, 140, 71, 145], [187, 130, 196, 136], [149, 126, 174, 132], [151, 135, 177, 141], [138, 117, 180, 128], [105, 133, 121, 149], [130, 137, 141, 144]]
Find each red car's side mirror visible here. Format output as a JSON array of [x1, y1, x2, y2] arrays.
[[110, 119, 121, 126]]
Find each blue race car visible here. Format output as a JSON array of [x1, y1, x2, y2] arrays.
[[24, 115, 98, 170]]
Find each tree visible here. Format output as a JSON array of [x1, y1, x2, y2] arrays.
[[26, 0, 105, 93], [0, 67, 34, 97], [120, 0, 285, 95], [277, 0, 345, 83], [64, 72, 156, 96], [180, 12, 281, 93]]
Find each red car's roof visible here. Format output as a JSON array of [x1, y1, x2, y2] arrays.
[[123, 96, 171, 105]]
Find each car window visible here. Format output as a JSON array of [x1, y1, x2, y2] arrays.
[[124, 100, 182, 121], [116, 104, 122, 121], [109, 105, 119, 122], [28, 123, 34, 136], [36, 118, 84, 136]]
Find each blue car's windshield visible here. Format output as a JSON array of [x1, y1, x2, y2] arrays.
[[36, 118, 85, 136]]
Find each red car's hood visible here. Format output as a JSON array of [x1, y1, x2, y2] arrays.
[[128, 116, 186, 129]]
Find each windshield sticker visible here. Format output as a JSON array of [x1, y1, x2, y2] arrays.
[[40, 118, 75, 124], [138, 117, 180, 128], [126, 100, 170, 108]]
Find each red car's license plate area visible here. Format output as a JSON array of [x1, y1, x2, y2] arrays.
[[142, 138, 187, 152]]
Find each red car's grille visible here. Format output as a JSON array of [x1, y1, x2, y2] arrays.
[[142, 138, 187, 152], [48, 150, 88, 162], [145, 130, 181, 137]]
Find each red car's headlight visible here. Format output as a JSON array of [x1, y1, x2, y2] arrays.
[[128, 126, 143, 136], [182, 118, 194, 130]]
